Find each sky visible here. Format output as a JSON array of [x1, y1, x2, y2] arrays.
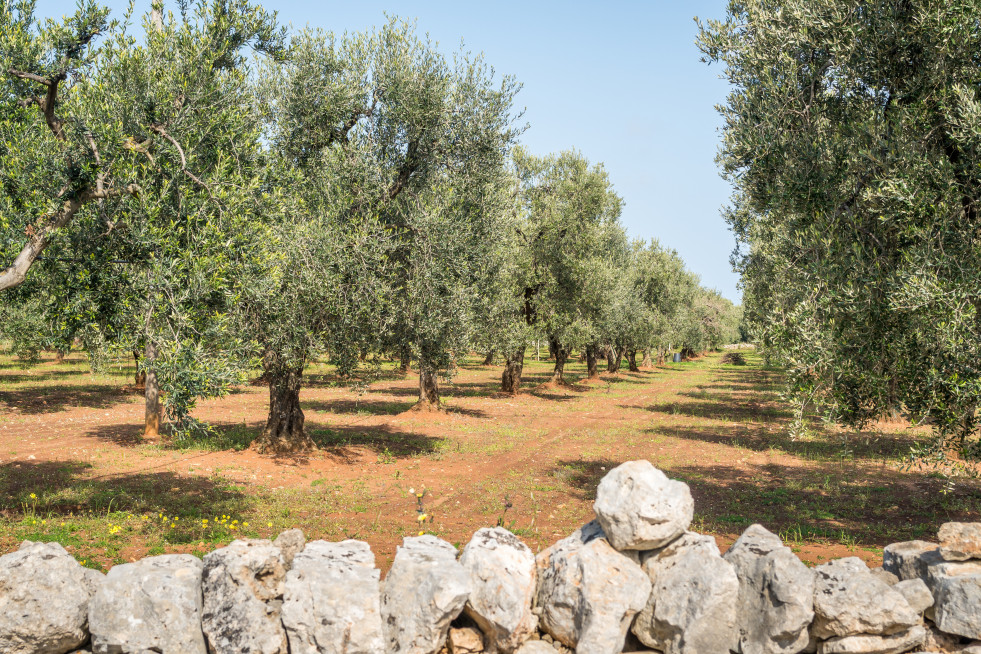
[[36, 0, 740, 302]]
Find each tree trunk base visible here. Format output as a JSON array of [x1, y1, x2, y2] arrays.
[[254, 428, 316, 454]]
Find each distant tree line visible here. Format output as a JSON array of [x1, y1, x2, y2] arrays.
[[0, 0, 741, 452]]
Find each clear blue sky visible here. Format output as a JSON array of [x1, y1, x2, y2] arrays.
[[37, 0, 740, 302]]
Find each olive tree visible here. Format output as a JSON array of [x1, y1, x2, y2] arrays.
[[699, 0, 981, 464]]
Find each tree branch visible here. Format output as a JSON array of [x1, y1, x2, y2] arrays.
[[0, 184, 139, 291], [149, 124, 209, 190]]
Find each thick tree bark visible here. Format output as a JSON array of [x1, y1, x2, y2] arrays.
[[627, 349, 640, 372], [133, 349, 146, 388], [549, 338, 569, 384], [641, 348, 653, 368], [398, 348, 411, 376], [657, 348, 666, 365], [482, 350, 496, 366], [418, 365, 440, 409], [144, 341, 161, 437], [256, 360, 314, 453], [585, 344, 600, 379], [606, 346, 622, 373], [502, 346, 525, 394]]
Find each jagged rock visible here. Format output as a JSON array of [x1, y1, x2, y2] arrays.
[[514, 642, 557, 654], [929, 561, 981, 639], [870, 567, 900, 586], [460, 527, 537, 653], [632, 531, 739, 654], [893, 579, 933, 616], [0, 541, 102, 654], [274, 529, 305, 570], [723, 524, 815, 654], [882, 541, 942, 583], [536, 521, 651, 653], [939, 523, 981, 562], [811, 558, 920, 640], [282, 540, 384, 654], [818, 625, 925, 654], [89, 554, 206, 654], [382, 535, 470, 654], [449, 626, 485, 654], [592, 460, 693, 551], [201, 539, 288, 654]]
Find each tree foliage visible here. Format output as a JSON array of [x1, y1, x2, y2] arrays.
[[700, 0, 981, 467]]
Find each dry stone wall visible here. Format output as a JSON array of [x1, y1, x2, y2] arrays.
[[1, 460, 980, 654]]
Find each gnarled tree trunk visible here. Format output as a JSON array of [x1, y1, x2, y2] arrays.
[[627, 349, 640, 372], [256, 353, 314, 453], [641, 348, 653, 368], [482, 350, 496, 366], [398, 348, 411, 376], [144, 341, 161, 437], [586, 344, 600, 379], [502, 346, 525, 394], [606, 346, 622, 373], [418, 365, 440, 409], [549, 338, 569, 384], [134, 349, 146, 388]]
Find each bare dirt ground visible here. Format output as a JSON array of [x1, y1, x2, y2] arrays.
[[1, 350, 978, 571]]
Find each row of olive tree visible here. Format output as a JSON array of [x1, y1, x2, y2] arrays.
[[699, 0, 981, 466], [0, 1, 740, 453]]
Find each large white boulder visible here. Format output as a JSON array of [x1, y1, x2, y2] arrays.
[[381, 535, 470, 654], [723, 524, 815, 654], [201, 539, 289, 654], [460, 527, 538, 653], [592, 460, 693, 551], [282, 540, 385, 654], [535, 521, 650, 654], [89, 554, 206, 654], [0, 541, 103, 654], [631, 531, 739, 654], [811, 558, 920, 640]]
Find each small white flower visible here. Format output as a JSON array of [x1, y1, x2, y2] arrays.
[[408, 488, 416, 495]]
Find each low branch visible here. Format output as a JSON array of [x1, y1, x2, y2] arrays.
[[0, 183, 139, 292], [7, 68, 51, 86]]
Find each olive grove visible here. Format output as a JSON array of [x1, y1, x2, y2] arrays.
[[1, 1, 741, 450]]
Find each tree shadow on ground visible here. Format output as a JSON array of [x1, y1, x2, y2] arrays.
[[0, 459, 250, 520], [649, 422, 918, 462], [0, 384, 138, 415], [307, 398, 414, 416], [640, 397, 793, 422], [547, 457, 981, 546], [310, 424, 447, 462]]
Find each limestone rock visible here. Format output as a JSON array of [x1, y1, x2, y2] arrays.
[[449, 626, 485, 654], [893, 579, 933, 616], [514, 642, 557, 654], [818, 625, 925, 654], [282, 539, 385, 654], [811, 558, 920, 640], [381, 535, 470, 654], [870, 567, 900, 586], [89, 554, 206, 654], [460, 527, 537, 653], [535, 521, 651, 653], [631, 531, 739, 654], [938, 523, 981, 562], [201, 539, 288, 654], [0, 541, 102, 654], [724, 524, 815, 654], [592, 460, 693, 551], [929, 561, 981, 639], [882, 541, 942, 583], [274, 528, 305, 570]]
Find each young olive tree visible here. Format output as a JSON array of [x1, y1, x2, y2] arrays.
[[699, 0, 981, 465]]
